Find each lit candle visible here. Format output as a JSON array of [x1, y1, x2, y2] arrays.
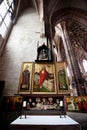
[[23, 101, 27, 107], [60, 100, 63, 107]]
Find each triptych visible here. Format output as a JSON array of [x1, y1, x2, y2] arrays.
[[18, 62, 70, 95]]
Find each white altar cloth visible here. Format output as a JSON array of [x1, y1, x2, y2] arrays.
[[10, 115, 81, 130], [11, 115, 79, 125]]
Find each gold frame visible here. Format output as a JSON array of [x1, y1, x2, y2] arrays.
[[18, 62, 33, 94], [66, 96, 87, 112], [32, 62, 57, 94], [55, 62, 70, 94]]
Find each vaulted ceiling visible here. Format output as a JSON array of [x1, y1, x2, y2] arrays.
[[42, 0, 87, 62], [15, 0, 87, 64]]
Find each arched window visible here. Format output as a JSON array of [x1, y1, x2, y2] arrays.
[[0, 0, 14, 37], [83, 59, 87, 72]]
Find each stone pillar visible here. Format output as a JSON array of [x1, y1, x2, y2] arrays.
[[54, 35, 62, 62], [61, 25, 74, 83], [39, 0, 45, 38], [40, 20, 45, 38], [57, 39, 62, 61], [61, 22, 85, 96]]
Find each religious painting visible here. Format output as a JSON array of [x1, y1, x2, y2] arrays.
[[18, 62, 33, 94], [66, 96, 87, 113], [0, 96, 23, 111], [56, 62, 70, 94], [35, 43, 52, 62], [32, 62, 57, 94]]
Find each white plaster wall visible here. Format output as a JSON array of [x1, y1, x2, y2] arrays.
[[0, 8, 46, 96]]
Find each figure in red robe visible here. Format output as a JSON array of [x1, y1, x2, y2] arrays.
[[78, 98, 84, 112], [39, 66, 48, 89]]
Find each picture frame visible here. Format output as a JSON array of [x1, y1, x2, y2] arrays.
[[1, 96, 23, 111], [18, 62, 33, 94], [37, 44, 49, 61], [66, 96, 87, 113], [55, 62, 70, 94], [32, 62, 57, 94]]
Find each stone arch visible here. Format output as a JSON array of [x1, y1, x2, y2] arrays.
[[51, 8, 87, 29]]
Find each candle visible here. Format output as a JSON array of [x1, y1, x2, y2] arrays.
[[60, 100, 63, 107], [23, 101, 27, 107]]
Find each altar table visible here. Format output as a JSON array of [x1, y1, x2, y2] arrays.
[[10, 115, 81, 130]]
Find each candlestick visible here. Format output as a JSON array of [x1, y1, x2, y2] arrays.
[[23, 101, 27, 107], [60, 100, 63, 107]]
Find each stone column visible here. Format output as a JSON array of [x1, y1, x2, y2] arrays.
[[40, 20, 45, 38], [39, 0, 45, 38], [54, 36, 62, 62], [61, 22, 85, 96], [57, 39, 62, 61], [61, 25, 74, 83]]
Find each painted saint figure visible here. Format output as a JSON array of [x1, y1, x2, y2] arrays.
[[58, 67, 68, 90], [39, 66, 48, 89], [33, 64, 55, 92], [39, 49, 48, 60], [20, 65, 30, 91]]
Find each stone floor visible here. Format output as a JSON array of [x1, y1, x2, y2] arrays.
[[67, 112, 87, 130]]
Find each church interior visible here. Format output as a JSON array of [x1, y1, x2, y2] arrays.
[[0, 0, 87, 130]]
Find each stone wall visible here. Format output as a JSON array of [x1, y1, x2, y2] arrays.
[[0, 8, 46, 96]]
